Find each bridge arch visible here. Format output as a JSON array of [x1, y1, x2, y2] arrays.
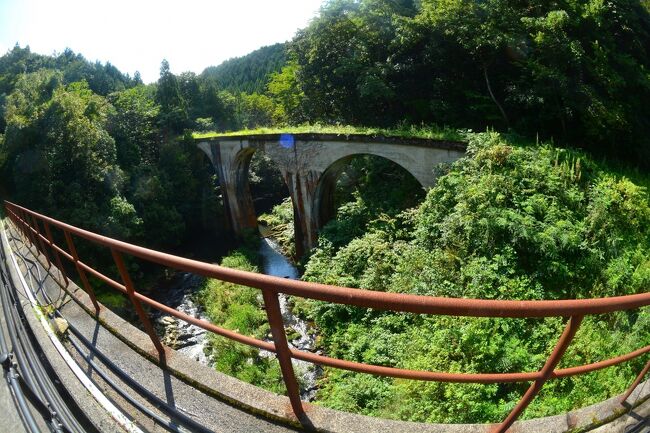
[[312, 153, 425, 232], [304, 145, 437, 189]]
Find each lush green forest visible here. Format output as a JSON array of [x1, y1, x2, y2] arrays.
[[300, 133, 650, 421], [199, 131, 650, 422], [0, 0, 649, 425], [201, 43, 286, 94]]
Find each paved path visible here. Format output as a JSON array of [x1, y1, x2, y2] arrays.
[[3, 224, 298, 433], [0, 317, 29, 433]]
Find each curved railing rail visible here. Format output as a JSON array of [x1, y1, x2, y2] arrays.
[[4, 200, 650, 433]]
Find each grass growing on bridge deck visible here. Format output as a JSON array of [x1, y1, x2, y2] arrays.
[[192, 124, 464, 142]]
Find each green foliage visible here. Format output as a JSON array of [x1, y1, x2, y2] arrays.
[[413, 132, 650, 299], [317, 155, 425, 251], [267, 61, 305, 124], [95, 285, 129, 311], [236, 93, 276, 129], [292, 0, 417, 125], [2, 76, 138, 234], [303, 132, 650, 422], [248, 150, 288, 209], [108, 85, 160, 168], [197, 241, 286, 395], [201, 43, 286, 94], [192, 123, 463, 141], [287, 0, 650, 166], [259, 198, 295, 258], [156, 59, 189, 134], [0, 45, 137, 102], [0, 50, 226, 253]]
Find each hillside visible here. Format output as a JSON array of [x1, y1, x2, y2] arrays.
[[201, 43, 286, 94], [1, 0, 649, 425], [251, 131, 650, 423]]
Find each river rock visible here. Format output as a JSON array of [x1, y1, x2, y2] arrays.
[[159, 316, 175, 326]]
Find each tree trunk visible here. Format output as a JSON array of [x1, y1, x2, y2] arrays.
[[483, 64, 509, 128]]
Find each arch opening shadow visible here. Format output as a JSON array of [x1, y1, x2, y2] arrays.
[[235, 148, 293, 242], [184, 152, 231, 262], [313, 154, 426, 241]]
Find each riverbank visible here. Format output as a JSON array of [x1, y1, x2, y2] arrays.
[[150, 232, 321, 400]]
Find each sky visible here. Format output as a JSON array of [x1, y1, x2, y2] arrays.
[[0, 0, 324, 83]]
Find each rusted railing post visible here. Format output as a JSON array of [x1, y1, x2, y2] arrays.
[[6, 208, 17, 230], [30, 214, 52, 269], [17, 209, 35, 246], [43, 221, 69, 287], [16, 209, 30, 243], [13, 208, 26, 239], [28, 213, 42, 251], [23, 210, 39, 248], [111, 249, 165, 360], [24, 212, 37, 247], [493, 316, 583, 433], [64, 230, 100, 314], [262, 290, 305, 421], [7, 209, 21, 237], [621, 357, 650, 403]]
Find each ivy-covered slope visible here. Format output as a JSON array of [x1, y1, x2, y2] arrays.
[[300, 131, 650, 422]]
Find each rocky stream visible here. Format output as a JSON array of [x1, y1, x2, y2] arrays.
[[151, 236, 321, 401]]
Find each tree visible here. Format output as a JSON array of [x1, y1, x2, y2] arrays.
[[236, 93, 276, 129], [0, 69, 63, 199], [133, 71, 143, 85], [201, 43, 286, 93], [267, 61, 305, 124], [155, 59, 188, 134], [108, 85, 160, 169], [197, 77, 227, 128], [2, 74, 140, 237], [287, 0, 650, 166]]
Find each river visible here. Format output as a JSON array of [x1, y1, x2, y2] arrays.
[[151, 236, 320, 400], [257, 237, 321, 400]]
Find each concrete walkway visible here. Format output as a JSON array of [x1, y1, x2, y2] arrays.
[[3, 223, 298, 433], [0, 299, 30, 433], [62, 297, 298, 433]]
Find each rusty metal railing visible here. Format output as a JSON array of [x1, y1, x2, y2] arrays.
[[4, 200, 650, 432]]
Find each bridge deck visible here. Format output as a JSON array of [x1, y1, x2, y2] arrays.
[[196, 132, 468, 150]]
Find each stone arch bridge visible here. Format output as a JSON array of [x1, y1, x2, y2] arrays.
[[197, 133, 466, 257]]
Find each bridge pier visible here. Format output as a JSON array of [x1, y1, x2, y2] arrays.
[[198, 138, 326, 258], [282, 169, 320, 259], [198, 141, 257, 234]]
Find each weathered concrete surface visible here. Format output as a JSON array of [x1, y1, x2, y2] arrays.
[[4, 220, 649, 433], [1, 222, 128, 433], [590, 382, 650, 433], [0, 297, 31, 433], [198, 133, 466, 257], [0, 373, 30, 433]]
